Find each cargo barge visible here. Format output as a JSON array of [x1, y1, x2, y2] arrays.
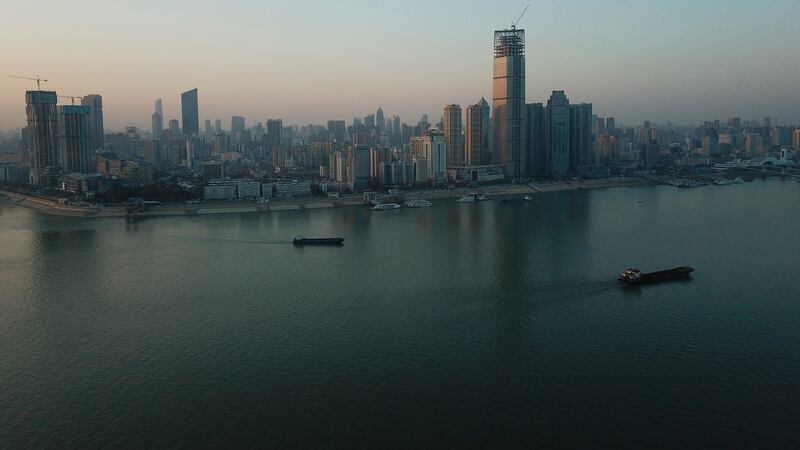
[[619, 266, 695, 284], [293, 236, 344, 246]]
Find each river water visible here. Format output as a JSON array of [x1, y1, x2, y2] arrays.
[[1, 180, 799, 448]]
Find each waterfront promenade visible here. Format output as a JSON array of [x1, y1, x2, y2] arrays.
[[1, 178, 653, 219]]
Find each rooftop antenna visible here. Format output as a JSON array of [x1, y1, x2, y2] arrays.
[[7, 74, 49, 90], [511, 4, 530, 29]]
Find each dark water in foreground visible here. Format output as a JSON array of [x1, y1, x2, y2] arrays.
[[1, 181, 799, 448]]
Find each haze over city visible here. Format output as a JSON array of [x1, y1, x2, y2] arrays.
[[2, 0, 799, 130]]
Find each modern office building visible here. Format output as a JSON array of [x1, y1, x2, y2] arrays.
[[569, 103, 593, 171], [214, 119, 222, 133], [152, 111, 163, 142], [376, 107, 385, 132], [493, 27, 527, 178], [57, 105, 92, 174], [81, 94, 105, 152], [25, 90, 59, 187], [181, 88, 199, 136], [465, 98, 491, 166], [545, 91, 570, 180], [443, 104, 464, 166]]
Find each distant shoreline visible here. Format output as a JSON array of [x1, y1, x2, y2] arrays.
[[1, 178, 656, 219]]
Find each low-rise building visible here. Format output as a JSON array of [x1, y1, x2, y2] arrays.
[[274, 180, 311, 197], [445, 164, 505, 184], [56, 173, 112, 195], [204, 181, 238, 201], [236, 180, 262, 200]]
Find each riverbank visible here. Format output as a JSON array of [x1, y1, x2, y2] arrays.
[[1, 177, 655, 219]]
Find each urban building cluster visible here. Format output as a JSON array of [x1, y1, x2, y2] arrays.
[[2, 27, 799, 202]]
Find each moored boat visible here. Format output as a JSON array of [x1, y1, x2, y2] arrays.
[[372, 203, 401, 210], [405, 199, 433, 208], [457, 193, 489, 203]]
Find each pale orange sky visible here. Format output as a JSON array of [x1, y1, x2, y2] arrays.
[[2, 0, 799, 131]]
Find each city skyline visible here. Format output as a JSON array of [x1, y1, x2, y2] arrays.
[[2, 0, 800, 130]]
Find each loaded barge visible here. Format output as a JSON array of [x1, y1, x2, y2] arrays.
[[619, 266, 695, 284], [293, 236, 344, 246]]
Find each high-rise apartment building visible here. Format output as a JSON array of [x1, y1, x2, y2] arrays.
[[81, 94, 105, 152], [57, 105, 92, 174], [793, 129, 800, 150], [493, 27, 527, 178], [267, 119, 283, 150], [25, 90, 59, 187], [423, 128, 447, 181], [545, 91, 570, 180], [569, 103, 593, 171], [443, 104, 464, 166], [181, 88, 199, 136], [347, 145, 371, 191], [465, 98, 491, 166], [527, 103, 546, 177], [231, 116, 246, 145], [327, 120, 346, 143]]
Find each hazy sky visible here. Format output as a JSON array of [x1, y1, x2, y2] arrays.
[[2, 0, 799, 131]]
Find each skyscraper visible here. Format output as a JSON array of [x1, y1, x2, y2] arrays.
[[443, 104, 465, 166], [376, 107, 385, 132], [153, 98, 163, 141], [465, 98, 491, 166], [25, 90, 59, 187], [181, 88, 199, 136], [204, 119, 213, 136], [493, 27, 527, 178], [57, 105, 92, 174], [81, 94, 105, 152], [545, 91, 570, 180], [569, 103, 593, 171], [214, 119, 222, 133]]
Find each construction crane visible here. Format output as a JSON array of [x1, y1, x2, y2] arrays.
[[7, 74, 49, 90], [58, 95, 82, 105], [511, 4, 530, 29]]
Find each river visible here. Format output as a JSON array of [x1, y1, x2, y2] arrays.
[[1, 180, 799, 448]]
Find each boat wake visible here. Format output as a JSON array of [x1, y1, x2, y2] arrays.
[[166, 233, 291, 245]]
